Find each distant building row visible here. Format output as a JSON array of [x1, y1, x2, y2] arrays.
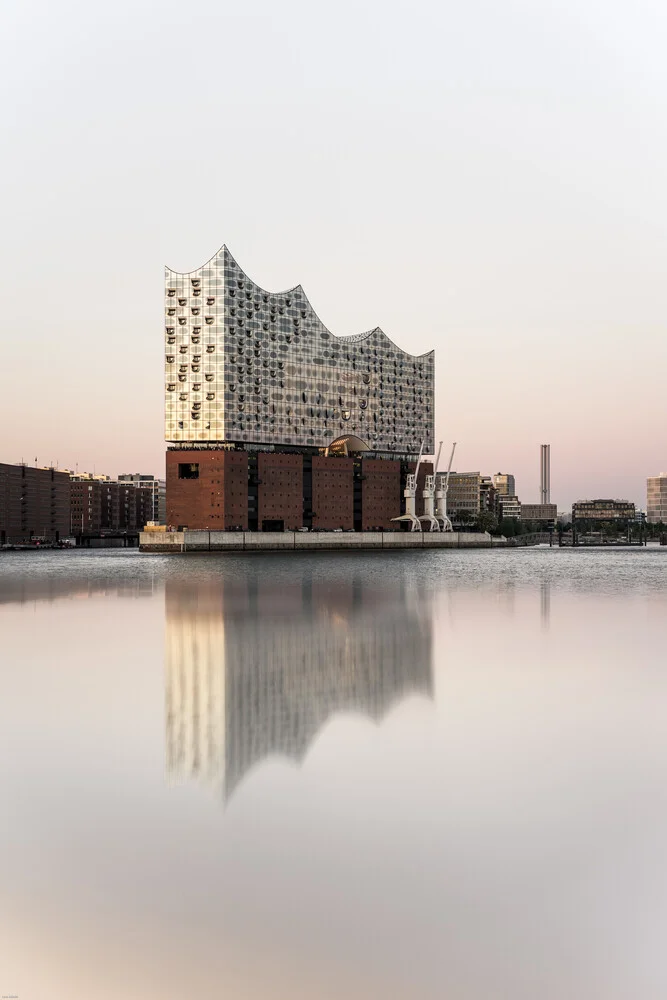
[[70, 472, 165, 535], [0, 463, 165, 544], [446, 470, 557, 525]]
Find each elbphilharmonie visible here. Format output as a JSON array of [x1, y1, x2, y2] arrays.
[[165, 245, 435, 531]]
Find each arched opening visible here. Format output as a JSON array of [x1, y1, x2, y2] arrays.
[[326, 435, 371, 457]]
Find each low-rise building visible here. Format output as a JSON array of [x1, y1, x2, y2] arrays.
[[572, 499, 635, 522], [521, 503, 558, 525], [497, 495, 522, 520]]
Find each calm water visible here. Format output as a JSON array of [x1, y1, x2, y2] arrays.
[[2, 548, 667, 1000]]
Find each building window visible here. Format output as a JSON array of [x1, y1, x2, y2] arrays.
[[178, 463, 199, 479]]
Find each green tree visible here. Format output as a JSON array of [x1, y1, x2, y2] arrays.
[[500, 517, 518, 537], [478, 511, 498, 534]]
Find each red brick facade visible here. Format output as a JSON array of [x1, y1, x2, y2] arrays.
[[312, 456, 354, 530], [361, 459, 401, 530], [70, 480, 102, 533], [0, 464, 70, 544], [166, 450, 248, 529], [258, 453, 303, 530], [165, 449, 433, 531]]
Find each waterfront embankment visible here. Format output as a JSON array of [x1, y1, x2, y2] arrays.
[[139, 530, 503, 553]]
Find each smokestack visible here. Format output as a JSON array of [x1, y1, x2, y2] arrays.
[[540, 444, 551, 504]]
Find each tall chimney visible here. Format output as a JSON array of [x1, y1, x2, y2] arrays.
[[540, 444, 551, 504]]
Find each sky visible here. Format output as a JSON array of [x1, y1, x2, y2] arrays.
[[1, 0, 666, 508]]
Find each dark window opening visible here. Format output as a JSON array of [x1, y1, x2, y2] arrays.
[[178, 463, 199, 480]]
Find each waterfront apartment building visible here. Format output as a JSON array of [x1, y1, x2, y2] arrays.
[[497, 495, 522, 520], [118, 474, 166, 524], [70, 474, 107, 534], [493, 473, 516, 497], [572, 499, 636, 522], [70, 473, 163, 535], [165, 244, 435, 530], [446, 473, 496, 520], [647, 475, 667, 524], [0, 463, 70, 544], [447, 473, 483, 517]]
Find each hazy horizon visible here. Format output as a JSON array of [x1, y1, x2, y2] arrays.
[[2, 0, 667, 509]]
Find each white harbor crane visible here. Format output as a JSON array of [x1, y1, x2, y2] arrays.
[[435, 441, 456, 531], [391, 440, 424, 531], [419, 441, 441, 531]]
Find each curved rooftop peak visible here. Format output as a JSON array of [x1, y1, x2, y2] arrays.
[[166, 244, 434, 361]]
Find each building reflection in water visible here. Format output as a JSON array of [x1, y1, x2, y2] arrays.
[[540, 579, 551, 631], [165, 569, 434, 803], [0, 570, 157, 606]]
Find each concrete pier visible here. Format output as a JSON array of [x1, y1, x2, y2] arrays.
[[140, 530, 504, 553]]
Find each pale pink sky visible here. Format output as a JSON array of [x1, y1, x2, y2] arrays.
[[2, 0, 666, 508]]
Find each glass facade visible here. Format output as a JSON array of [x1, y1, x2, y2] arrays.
[[165, 246, 434, 457], [647, 475, 667, 524]]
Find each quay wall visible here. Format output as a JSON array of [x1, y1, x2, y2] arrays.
[[140, 530, 502, 553]]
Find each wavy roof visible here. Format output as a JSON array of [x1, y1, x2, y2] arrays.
[[166, 244, 434, 362]]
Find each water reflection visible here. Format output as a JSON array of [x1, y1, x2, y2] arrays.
[[0, 564, 157, 605], [540, 579, 551, 630], [165, 568, 434, 802]]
